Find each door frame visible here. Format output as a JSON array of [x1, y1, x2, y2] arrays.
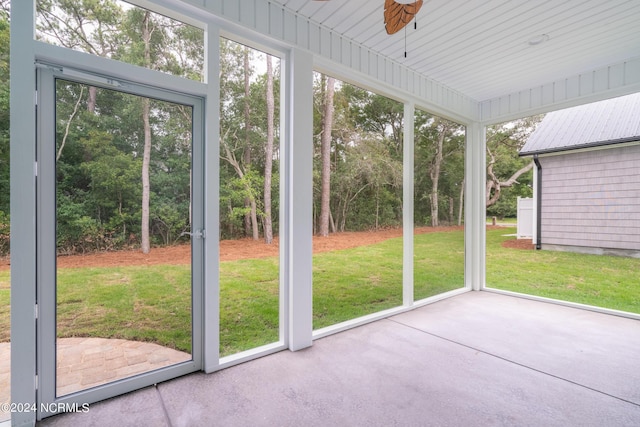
[[36, 64, 205, 419]]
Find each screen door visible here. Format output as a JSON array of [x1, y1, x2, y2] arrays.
[[36, 66, 204, 416]]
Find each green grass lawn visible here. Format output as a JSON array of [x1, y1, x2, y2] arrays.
[[487, 227, 640, 313], [0, 227, 638, 357], [220, 258, 280, 355], [414, 230, 465, 300], [313, 238, 403, 329], [486, 217, 517, 224], [59, 266, 193, 352], [314, 229, 466, 329]]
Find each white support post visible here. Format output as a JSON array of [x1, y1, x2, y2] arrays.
[[464, 122, 486, 291], [10, 1, 38, 426], [403, 103, 415, 306], [203, 23, 221, 373], [285, 48, 313, 351]]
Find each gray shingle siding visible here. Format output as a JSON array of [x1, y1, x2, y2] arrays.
[[539, 145, 640, 251]]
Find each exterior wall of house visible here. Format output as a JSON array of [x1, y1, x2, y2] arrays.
[[539, 144, 640, 253]]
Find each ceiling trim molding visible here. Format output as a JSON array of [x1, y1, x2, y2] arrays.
[[313, 55, 474, 125], [480, 56, 640, 125]]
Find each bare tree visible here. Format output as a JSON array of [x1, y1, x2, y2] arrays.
[[56, 86, 86, 162], [319, 76, 335, 237], [242, 48, 259, 240], [429, 119, 450, 227], [485, 116, 542, 208], [458, 179, 465, 226], [263, 55, 275, 244], [140, 11, 153, 253], [486, 148, 533, 207]]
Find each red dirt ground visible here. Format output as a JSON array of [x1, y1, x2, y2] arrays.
[[0, 226, 524, 270], [501, 238, 535, 250]]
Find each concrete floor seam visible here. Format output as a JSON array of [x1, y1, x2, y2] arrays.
[[385, 318, 640, 409], [155, 384, 173, 427]]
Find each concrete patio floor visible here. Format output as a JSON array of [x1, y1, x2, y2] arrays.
[[37, 291, 640, 426]]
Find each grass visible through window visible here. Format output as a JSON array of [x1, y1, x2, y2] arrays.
[[487, 227, 640, 313], [1, 227, 638, 356]]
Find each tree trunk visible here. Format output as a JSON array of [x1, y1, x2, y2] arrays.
[[449, 196, 454, 225], [87, 86, 97, 113], [430, 192, 439, 227], [375, 187, 380, 230], [486, 147, 534, 207], [228, 203, 234, 237], [458, 179, 464, 226], [57, 86, 85, 162], [250, 198, 259, 241], [243, 48, 254, 237], [140, 11, 153, 254], [329, 209, 337, 234], [141, 101, 152, 253], [263, 55, 275, 244], [429, 122, 446, 227], [319, 76, 335, 236]]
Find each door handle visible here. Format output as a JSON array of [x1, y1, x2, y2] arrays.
[[181, 229, 205, 239]]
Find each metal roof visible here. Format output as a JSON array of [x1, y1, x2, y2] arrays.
[[271, 0, 640, 103], [520, 92, 640, 156]]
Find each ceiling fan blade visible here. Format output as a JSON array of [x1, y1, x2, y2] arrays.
[[384, 0, 423, 35]]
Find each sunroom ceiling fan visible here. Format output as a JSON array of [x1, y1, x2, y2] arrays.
[[383, 0, 423, 35], [312, 0, 423, 35]]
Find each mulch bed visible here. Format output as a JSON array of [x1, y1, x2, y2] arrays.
[[501, 238, 535, 250], [0, 225, 529, 270]]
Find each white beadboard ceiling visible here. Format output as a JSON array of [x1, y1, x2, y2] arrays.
[[270, 0, 640, 102]]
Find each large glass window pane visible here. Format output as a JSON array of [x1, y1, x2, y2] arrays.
[[36, 0, 204, 82], [486, 106, 640, 315], [219, 39, 281, 357], [312, 73, 404, 329], [413, 110, 465, 300], [55, 79, 193, 396]]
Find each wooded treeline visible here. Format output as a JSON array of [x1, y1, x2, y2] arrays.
[[0, 0, 538, 256], [40, 0, 203, 254], [312, 77, 466, 233], [0, 2, 10, 256]]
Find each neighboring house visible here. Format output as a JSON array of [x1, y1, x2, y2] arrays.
[[520, 93, 640, 258]]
